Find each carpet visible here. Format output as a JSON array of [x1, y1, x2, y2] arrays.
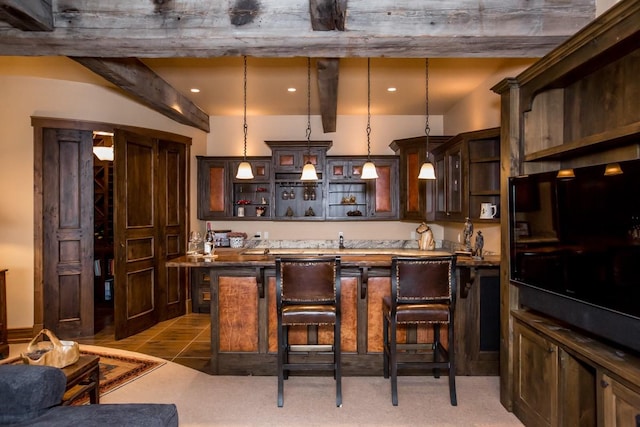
[[4, 348, 165, 405]]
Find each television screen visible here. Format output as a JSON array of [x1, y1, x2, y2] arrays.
[[509, 158, 640, 351]]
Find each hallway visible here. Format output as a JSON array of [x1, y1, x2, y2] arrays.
[[77, 313, 212, 374]]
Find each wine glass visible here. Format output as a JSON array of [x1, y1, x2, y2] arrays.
[[289, 185, 295, 200]]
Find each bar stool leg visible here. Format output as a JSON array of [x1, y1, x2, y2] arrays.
[[277, 324, 285, 407], [433, 324, 441, 378], [335, 322, 342, 407], [448, 318, 457, 406], [382, 313, 389, 379], [390, 318, 398, 406]]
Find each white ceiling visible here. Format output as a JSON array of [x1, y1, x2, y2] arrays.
[[0, 56, 536, 118]]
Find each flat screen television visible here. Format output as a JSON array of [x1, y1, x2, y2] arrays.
[[509, 158, 640, 354]]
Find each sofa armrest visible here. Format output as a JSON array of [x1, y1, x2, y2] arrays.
[[0, 365, 66, 425]]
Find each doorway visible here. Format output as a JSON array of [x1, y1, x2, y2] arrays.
[[92, 131, 115, 334], [33, 117, 190, 340]]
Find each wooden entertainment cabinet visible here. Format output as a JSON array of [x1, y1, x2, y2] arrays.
[[493, 1, 640, 424]]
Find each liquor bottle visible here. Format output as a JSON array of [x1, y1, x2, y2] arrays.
[[204, 224, 214, 255]]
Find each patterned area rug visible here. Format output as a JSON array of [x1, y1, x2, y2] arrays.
[[4, 348, 165, 405]]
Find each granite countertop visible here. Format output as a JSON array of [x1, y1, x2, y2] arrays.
[[166, 248, 500, 269]]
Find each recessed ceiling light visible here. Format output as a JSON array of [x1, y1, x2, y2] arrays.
[[287, 87, 297, 92], [387, 87, 397, 92], [190, 88, 200, 93]]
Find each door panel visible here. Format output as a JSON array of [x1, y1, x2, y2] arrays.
[[42, 128, 94, 338], [157, 140, 187, 320], [114, 131, 158, 339]]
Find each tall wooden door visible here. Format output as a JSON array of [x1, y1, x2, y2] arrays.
[[42, 128, 95, 338], [113, 131, 187, 339], [156, 139, 187, 321]]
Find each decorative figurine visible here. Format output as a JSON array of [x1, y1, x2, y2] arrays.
[[474, 230, 484, 259], [463, 217, 474, 252], [416, 222, 435, 251]]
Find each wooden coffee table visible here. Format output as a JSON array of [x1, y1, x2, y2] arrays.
[[61, 355, 100, 405]]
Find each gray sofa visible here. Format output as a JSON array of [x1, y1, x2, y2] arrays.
[[0, 365, 178, 426]]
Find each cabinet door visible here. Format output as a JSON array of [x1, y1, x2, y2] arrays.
[[434, 142, 465, 221], [513, 320, 559, 427], [367, 158, 398, 219], [197, 157, 231, 219], [601, 374, 640, 427], [399, 144, 427, 221]]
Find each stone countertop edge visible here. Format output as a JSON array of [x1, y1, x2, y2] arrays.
[[166, 249, 500, 269]]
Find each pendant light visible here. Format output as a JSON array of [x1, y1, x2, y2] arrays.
[[418, 58, 436, 180], [301, 57, 319, 181], [236, 56, 254, 179], [361, 58, 378, 180]]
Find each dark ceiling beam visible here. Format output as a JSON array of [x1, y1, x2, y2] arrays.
[[316, 58, 340, 133], [309, 0, 347, 31], [72, 57, 210, 133], [0, 0, 53, 31], [309, 1, 346, 133]]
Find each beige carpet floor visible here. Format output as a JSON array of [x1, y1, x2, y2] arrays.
[[7, 343, 523, 426]]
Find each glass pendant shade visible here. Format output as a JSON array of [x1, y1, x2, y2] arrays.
[[418, 161, 436, 180], [301, 162, 319, 181], [361, 161, 379, 179], [556, 168, 575, 179], [604, 163, 623, 176], [236, 161, 254, 179]]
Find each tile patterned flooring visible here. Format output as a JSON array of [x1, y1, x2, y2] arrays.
[[76, 313, 212, 374]]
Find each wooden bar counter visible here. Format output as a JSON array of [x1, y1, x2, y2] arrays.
[[167, 249, 500, 376]]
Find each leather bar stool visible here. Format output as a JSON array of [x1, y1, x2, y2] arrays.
[[382, 255, 457, 406], [276, 256, 342, 407]]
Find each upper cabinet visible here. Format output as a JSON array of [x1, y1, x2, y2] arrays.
[[391, 131, 499, 224], [433, 138, 465, 221], [197, 156, 231, 219], [433, 127, 501, 223], [326, 156, 399, 220], [389, 136, 450, 221], [266, 141, 331, 221], [197, 141, 400, 221]]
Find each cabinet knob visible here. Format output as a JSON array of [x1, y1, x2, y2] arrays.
[[600, 379, 609, 388], [547, 347, 555, 353]]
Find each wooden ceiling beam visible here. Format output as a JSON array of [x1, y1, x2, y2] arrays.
[[72, 57, 210, 133], [316, 58, 339, 133], [0, 0, 53, 31], [310, 0, 347, 31], [0, 1, 595, 58]]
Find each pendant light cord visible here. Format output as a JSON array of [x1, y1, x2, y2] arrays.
[[366, 58, 372, 160], [243, 55, 248, 160], [424, 58, 430, 156], [306, 57, 312, 154]]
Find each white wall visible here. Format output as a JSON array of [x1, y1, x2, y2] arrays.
[[0, 75, 207, 329]]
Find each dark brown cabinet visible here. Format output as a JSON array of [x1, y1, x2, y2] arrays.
[[326, 156, 399, 220], [389, 136, 450, 221], [231, 158, 271, 220], [431, 128, 501, 223], [196, 143, 400, 221], [197, 157, 231, 219], [267, 141, 331, 221], [512, 310, 640, 427], [433, 139, 465, 221]]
